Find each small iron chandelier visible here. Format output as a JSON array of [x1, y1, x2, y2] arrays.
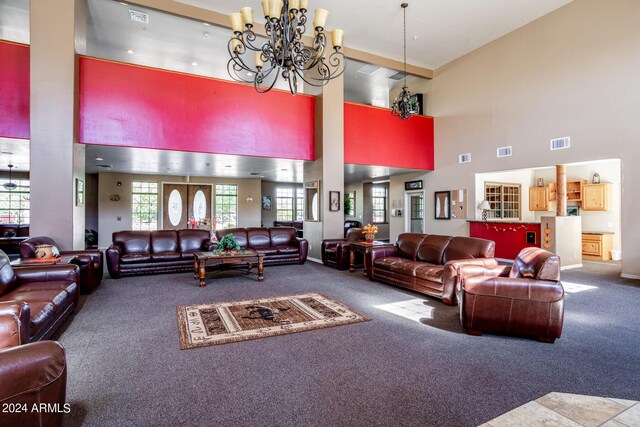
[[391, 3, 419, 120], [227, 0, 346, 95]]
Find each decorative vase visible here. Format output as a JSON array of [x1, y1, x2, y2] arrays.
[[35, 244, 54, 259], [364, 233, 375, 243]]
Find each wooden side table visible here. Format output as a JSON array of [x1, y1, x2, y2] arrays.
[[350, 242, 394, 277]]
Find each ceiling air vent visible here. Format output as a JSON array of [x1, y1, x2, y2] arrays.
[[497, 146, 512, 158], [248, 172, 261, 176], [550, 136, 571, 150], [96, 164, 113, 169], [357, 64, 381, 76], [389, 71, 407, 81], [459, 153, 471, 164], [129, 9, 149, 24]]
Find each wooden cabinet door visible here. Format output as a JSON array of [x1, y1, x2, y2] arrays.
[[529, 187, 549, 211], [582, 184, 609, 211], [582, 240, 601, 256]]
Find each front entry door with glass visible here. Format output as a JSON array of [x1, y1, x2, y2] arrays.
[[162, 184, 212, 230], [409, 194, 424, 233]]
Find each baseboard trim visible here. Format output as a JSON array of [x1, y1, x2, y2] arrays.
[[561, 264, 582, 270], [307, 257, 322, 264], [621, 273, 640, 280]]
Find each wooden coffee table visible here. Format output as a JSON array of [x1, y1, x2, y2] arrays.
[[350, 241, 394, 277], [193, 250, 264, 287]]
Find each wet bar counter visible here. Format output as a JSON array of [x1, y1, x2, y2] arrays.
[[468, 220, 541, 260]]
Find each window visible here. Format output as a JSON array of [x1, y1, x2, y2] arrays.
[[295, 188, 304, 221], [484, 182, 521, 220], [411, 195, 424, 220], [215, 184, 238, 229], [132, 182, 158, 230], [276, 188, 294, 221], [345, 191, 355, 217], [0, 179, 30, 224], [372, 187, 387, 223]]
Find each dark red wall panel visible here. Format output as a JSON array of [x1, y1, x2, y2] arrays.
[[79, 57, 315, 160], [0, 41, 30, 139], [469, 221, 541, 260], [344, 102, 434, 170]]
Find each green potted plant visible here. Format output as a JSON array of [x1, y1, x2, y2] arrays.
[[216, 233, 242, 254]]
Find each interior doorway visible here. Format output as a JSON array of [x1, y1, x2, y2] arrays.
[[162, 184, 212, 230], [404, 191, 424, 234]]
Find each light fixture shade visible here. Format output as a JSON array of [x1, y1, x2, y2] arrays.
[[391, 2, 417, 120], [478, 200, 491, 210], [246, 195, 254, 204]]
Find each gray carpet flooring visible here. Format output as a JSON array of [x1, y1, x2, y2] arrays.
[[57, 261, 640, 427]]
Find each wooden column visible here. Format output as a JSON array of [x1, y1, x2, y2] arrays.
[[556, 164, 567, 216]]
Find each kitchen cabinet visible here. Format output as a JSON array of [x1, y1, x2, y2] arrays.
[[529, 187, 550, 211], [582, 183, 612, 211], [582, 232, 613, 261]]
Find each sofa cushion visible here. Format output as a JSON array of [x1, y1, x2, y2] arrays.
[[442, 237, 495, 264], [3, 289, 70, 316], [373, 257, 421, 277], [395, 233, 426, 260], [151, 252, 182, 262], [247, 228, 271, 249], [178, 230, 210, 253], [25, 301, 56, 337], [121, 254, 152, 264], [414, 264, 445, 284], [416, 235, 452, 265], [151, 230, 178, 253], [216, 229, 248, 249], [14, 282, 77, 297], [270, 227, 296, 247], [254, 248, 278, 255], [277, 247, 299, 255], [114, 231, 150, 255]]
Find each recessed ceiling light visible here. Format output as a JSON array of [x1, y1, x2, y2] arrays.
[[192, 62, 198, 66], [203, 22, 210, 26], [260, 175, 265, 178], [205, 162, 212, 167], [127, 49, 135, 54], [119, 2, 128, 5], [95, 157, 104, 161], [246, 72, 253, 76]]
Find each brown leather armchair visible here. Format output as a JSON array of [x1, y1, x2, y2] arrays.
[[0, 341, 68, 427], [20, 236, 103, 294], [457, 247, 564, 343], [321, 228, 364, 270]]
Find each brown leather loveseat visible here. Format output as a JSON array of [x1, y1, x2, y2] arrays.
[[457, 247, 565, 343], [369, 233, 497, 305], [20, 236, 104, 294], [106, 230, 214, 278], [215, 227, 308, 266], [0, 250, 80, 343]]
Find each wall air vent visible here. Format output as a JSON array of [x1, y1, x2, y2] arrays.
[[459, 153, 471, 164], [497, 146, 512, 158], [129, 10, 149, 24], [550, 136, 571, 150]]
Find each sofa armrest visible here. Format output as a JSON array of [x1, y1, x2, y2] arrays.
[[0, 301, 30, 350], [60, 249, 102, 268], [441, 258, 500, 306], [0, 341, 67, 426], [296, 238, 309, 263], [367, 245, 397, 278], [14, 264, 80, 285], [106, 244, 122, 279], [459, 263, 511, 280], [462, 276, 564, 303], [321, 239, 346, 249]]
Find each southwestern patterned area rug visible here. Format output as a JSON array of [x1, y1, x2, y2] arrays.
[[176, 292, 371, 350]]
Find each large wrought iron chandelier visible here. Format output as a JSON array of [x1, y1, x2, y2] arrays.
[[391, 3, 419, 120], [227, 0, 346, 95]]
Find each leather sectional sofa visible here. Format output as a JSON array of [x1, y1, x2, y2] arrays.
[[215, 227, 308, 266], [0, 250, 80, 344], [321, 228, 364, 270], [20, 236, 104, 294], [106, 230, 214, 278], [457, 247, 564, 343], [368, 233, 497, 305]]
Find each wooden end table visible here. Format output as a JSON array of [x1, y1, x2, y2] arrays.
[[193, 250, 264, 287], [350, 241, 394, 277]]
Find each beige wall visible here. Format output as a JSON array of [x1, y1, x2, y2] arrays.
[[260, 181, 303, 227], [389, 0, 640, 278], [97, 173, 261, 248], [345, 182, 364, 222]]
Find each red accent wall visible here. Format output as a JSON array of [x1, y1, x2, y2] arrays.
[[469, 221, 541, 260], [0, 41, 30, 140], [344, 102, 434, 170], [79, 57, 315, 160]]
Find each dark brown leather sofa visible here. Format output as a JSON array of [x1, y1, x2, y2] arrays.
[[106, 230, 214, 278], [273, 220, 303, 237], [19, 236, 104, 294], [0, 341, 68, 427], [457, 247, 564, 343], [321, 228, 364, 270], [0, 224, 29, 258], [215, 227, 308, 265], [0, 250, 79, 343], [369, 233, 497, 305]]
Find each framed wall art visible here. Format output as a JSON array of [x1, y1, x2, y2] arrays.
[[434, 191, 451, 220]]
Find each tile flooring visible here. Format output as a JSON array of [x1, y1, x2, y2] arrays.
[[481, 392, 639, 427]]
